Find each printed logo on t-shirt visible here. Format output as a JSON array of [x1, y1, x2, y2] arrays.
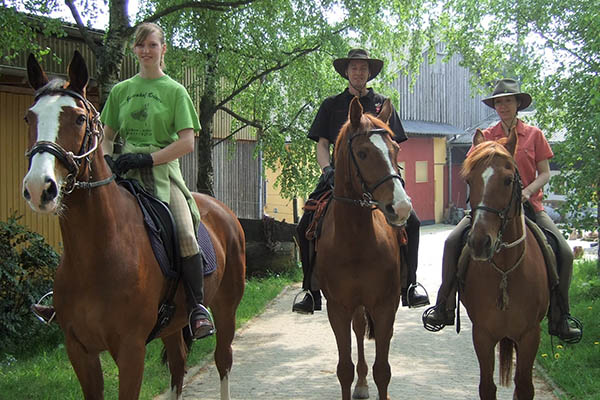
[[131, 104, 149, 121]]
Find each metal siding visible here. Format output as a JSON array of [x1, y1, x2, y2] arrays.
[[0, 91, 63, 250]]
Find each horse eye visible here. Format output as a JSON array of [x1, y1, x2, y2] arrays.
[[76, 114, 86, 125], [357, 150, 367, 160], [505, 176, 513, 186]]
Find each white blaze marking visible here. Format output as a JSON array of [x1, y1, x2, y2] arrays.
[[473, 166, 495, 225], [369, 134, 411, 205], [28, 95, 76, 171]]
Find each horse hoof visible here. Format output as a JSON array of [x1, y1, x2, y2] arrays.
[[352, 384, 369, 399]]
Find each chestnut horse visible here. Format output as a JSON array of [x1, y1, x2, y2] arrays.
[[316, 97, 412, 400], [22, 51, 245, 399], [460, 128, 549, 400]]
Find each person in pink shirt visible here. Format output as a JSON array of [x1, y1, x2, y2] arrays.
[[422, 79, 581, 342]]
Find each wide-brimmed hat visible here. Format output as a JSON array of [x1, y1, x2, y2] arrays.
[[482, 78, 532, 111], [333, 49, 383, 81]]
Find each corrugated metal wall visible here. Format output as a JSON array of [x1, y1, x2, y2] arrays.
[[393, 43, 491, 131], [0, 91, 63, 249]]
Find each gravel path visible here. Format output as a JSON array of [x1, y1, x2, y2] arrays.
[[159, 224, 563, 399]]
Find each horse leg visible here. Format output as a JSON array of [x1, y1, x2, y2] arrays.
[[162, 332, 188, 399], [65, 336, 104, 400], [211, 301, 237, 400], [371, 307, 395, 400], [113, 339, 147, 399], [513, 328, 540, 400], [351, 307, 369, 399], [472, 327, 497, 400], [327, 301, 354, 400]]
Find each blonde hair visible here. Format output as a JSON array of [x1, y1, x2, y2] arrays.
[[132, 22, 166, 69]]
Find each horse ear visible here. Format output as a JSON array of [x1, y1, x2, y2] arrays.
[[27, 54, 49, 90], [505, 126, 518, 156], [349, 96, 363, 128], [473, 128, 485, 146], [67, 50, 89, 95], [377, 99, 392, 124]]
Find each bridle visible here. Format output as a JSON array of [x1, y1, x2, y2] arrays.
[[333, 128, 403, 208], [25, 87, 114, 193], [470, 167, 526, 256]]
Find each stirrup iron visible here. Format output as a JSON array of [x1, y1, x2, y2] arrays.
[[32, 291, 56, 324]]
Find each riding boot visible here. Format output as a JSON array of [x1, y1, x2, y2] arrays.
[[31, 291, 56, 324], [401, 210, 429, 308], [292, 290, 322, 314], [181, 253, 215, 339], [548, 288, 582, 343]]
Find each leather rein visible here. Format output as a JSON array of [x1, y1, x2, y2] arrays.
[[332, 128, 403, 209], [25, 88, 114, 193]]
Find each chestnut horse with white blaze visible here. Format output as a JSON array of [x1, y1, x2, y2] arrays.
[[316, 97, 412, 400], [461, 128, 549, 400], [22, 51, 245, 399]]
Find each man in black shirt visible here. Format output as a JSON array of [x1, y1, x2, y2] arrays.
[[292, 49, 430, 313]]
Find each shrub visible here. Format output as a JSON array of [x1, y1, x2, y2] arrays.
[[0, 214, 60, 353]]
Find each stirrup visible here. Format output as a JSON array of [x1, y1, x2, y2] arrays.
[[406, 282, 430, 308], [422, 305, 447, 332], [188, 304, 215, 339], [32, 291, 56, 324], [292, 289, 315, 314], [561, 315, 583, 344]]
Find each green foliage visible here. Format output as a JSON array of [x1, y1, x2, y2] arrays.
[[441, 0, 600, 237], [537, 259, 600, 399], [0, 214, 60, 353]]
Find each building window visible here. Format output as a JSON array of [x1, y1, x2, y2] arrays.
[[415, 161, 428, 183]]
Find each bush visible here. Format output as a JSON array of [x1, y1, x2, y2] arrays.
[[0, 214, 60, 353]]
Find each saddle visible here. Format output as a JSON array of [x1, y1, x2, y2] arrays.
[[118, 179, 217, 342]]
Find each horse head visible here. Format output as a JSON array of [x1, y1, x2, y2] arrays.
[[463, 128, 522, 260], [22, 51, 105, 214], [334, 97, 412, 226]]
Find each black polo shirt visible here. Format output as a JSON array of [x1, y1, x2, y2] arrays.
[[307, 88, 407, 145]]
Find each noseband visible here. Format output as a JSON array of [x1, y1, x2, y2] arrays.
[[26, 87, 113, 193], [471, 168, 526, 255], [333, 128, 403, 208]]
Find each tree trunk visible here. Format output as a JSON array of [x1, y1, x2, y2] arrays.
[[197, 47, 218, 196]]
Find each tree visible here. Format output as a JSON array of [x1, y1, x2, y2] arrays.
[[3, 0, 441, 197], [440, 0, 600, 266]]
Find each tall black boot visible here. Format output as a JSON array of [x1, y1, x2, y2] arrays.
[[181, 253, 215, 339], [401, 211, 429, 308], [548, 289, 582, 343]]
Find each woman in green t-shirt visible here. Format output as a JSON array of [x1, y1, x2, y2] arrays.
[[101, 22, 213, 340]]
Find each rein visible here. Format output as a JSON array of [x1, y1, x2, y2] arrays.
[[25, 88, 114, 193], [332, 128, 402, 209], [469, 167, 527, 310]]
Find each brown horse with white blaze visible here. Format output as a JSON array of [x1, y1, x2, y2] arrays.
[[461, 128, 549, 400], [315, 97, 411, 400], [22, 51, 245, 399]]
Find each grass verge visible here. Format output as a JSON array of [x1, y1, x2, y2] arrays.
[[0, 268, 302, 399], [537, 258, 600, 399]]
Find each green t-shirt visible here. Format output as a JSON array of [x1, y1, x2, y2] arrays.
[[101, 74, 200, 147], [100, 74, 201, 228]]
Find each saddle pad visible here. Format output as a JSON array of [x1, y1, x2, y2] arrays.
[[197, 221, 217, 275]]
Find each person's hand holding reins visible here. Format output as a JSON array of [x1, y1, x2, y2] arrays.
[[113, 153, 153, 175], [322, 165, 335, 187]]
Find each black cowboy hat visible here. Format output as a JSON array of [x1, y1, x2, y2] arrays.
[[333, 49, 384, 81], [482, 78, 532, 111]]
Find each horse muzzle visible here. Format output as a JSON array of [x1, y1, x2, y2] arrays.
[[22, 160, 63, 214], [467, 231, 497, 261]]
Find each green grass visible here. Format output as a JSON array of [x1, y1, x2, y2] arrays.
[[0, 268, 302, 399], [537, 259, 600, 399]]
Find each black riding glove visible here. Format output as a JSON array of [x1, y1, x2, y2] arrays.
[[322, 165, 335, 187], [113, 153, 153, 175], [103, 154, 116, 172]]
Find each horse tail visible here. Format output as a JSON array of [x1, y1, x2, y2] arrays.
[[498, 337, 514, 387], [365, 311, 375, 340]]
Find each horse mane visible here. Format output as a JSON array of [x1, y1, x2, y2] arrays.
[[333, 113, 393, 167], [461, 138, 514, 178]]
